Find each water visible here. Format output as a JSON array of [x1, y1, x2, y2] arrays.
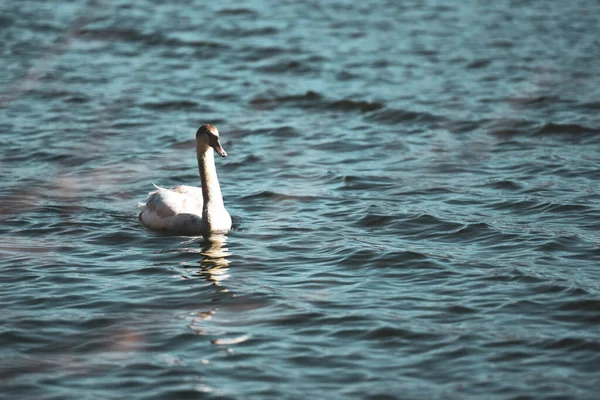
[[2, 0, 600, 398]]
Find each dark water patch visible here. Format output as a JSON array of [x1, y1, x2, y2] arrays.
[[338, 175, 397, 191], [412, 48, 438, 57], [485, 179, 523, 191], [403, 214, 463, 233], [110, 121, 153, 129], [543, 337, 600, 352], [446, 118, 482, 134], [328, 99, 384, 113], [171, 39, 231, 50], [85, 231, 139, 246], [241, 46, 287, 62], [399, 187, 457, 197], [2, 150, 89, 167], [217, 8, 259, 17], [537, 232, 598, 255], [218, 25, 279, 37], [508, 95, 562, 105], [0, 15, 14, 29], [76, 27, 231, 51], [484, 118, 538, 138], [357, 213, 397, 228], [250, 90, 324, 110], [577, 101, 600, 110], [488, 39, 514, 48], [557, 299, 600, 323], [466, 59, 492, 69], [257, 59, 320, 74], [363, 326, 413, 340], [249, 91, 383, 115], [242, 190, 318, 202], [336, 70, 359, 81], [225, 154, 262, 169], [486, 199, 563, 214], [534, 122, 600, 137], [262, 311, 325, 327], [64, 95, 89, 104], [444, 304, 478, 314], [533, 282, 589, 296], [315, 139, 367, 153], [265, 126, 301, 138], [488, 119, 600, 141], [76, 27, 161, 45], [497, 200, 595, 217], [140, 100, 201, 111], [168, 138, 195, 150], [366, 108, 446, 125]]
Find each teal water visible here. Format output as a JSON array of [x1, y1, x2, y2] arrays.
[[2, 0, 600, 398]]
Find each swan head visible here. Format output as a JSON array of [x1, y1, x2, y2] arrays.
[[196, 124, 227, 158]]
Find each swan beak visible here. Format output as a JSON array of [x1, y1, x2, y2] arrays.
[[213, 140, 227, 158]]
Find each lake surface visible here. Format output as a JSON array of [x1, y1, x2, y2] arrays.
[[2, 0, 600, 398]]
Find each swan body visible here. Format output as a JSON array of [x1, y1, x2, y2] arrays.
[[138, 124, 232, 235]]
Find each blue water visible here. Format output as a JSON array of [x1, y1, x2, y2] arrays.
[[2, 0, 600, 398]]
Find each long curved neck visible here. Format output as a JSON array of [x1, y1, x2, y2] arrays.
[[197, 147, 224, 209]]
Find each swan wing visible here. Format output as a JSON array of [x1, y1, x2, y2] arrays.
[[139, 185, 204, 230]]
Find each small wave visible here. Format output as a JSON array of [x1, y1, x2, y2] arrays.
[[357, 213, 397, 227], [534, 122, 600, 136], [577, 101, 600, 110], [218, 26, 279, 37], [249, 91, 386, 116], [486, 119, 600, 139], [558, 299, 600, 323], [250, 90, 324, 110], [404, 214, 463, 231], [543, 337, 600, 352], [328, 99, 384, 113], [241, 190, 316, 202], [447, 222, 506, 243], [217, 8, 258, 17], [338, 175, 396, 191], [140, 100, 200, 111], [263, 126, 301, 138], [508, 95, 561, 105], [488, 39, 514, 48], [366, 108, 446, 125], [242, 46, 287, 61], [444, 304, 477, 314], [363, 326, 412, 339], [76, 27, 158, 44], [484, 180, 523, 191], [64, 95, 89, 104], [484, 118, 538, 138], [76, 27, 230, 50], [0, 16, 13, 29], [466, 59, 492, 69], [257, 59, 320, 74]]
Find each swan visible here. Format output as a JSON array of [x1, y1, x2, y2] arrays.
[[138, 124, 232, 235]]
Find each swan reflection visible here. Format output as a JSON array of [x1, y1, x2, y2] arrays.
[[196, 234, 231, 288], [184, 234, 232, 337]]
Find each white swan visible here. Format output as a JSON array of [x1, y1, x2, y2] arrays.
[[138, 124, 232, 235]]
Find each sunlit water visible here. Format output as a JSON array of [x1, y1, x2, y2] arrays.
[[2, 0, 600, 398]]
